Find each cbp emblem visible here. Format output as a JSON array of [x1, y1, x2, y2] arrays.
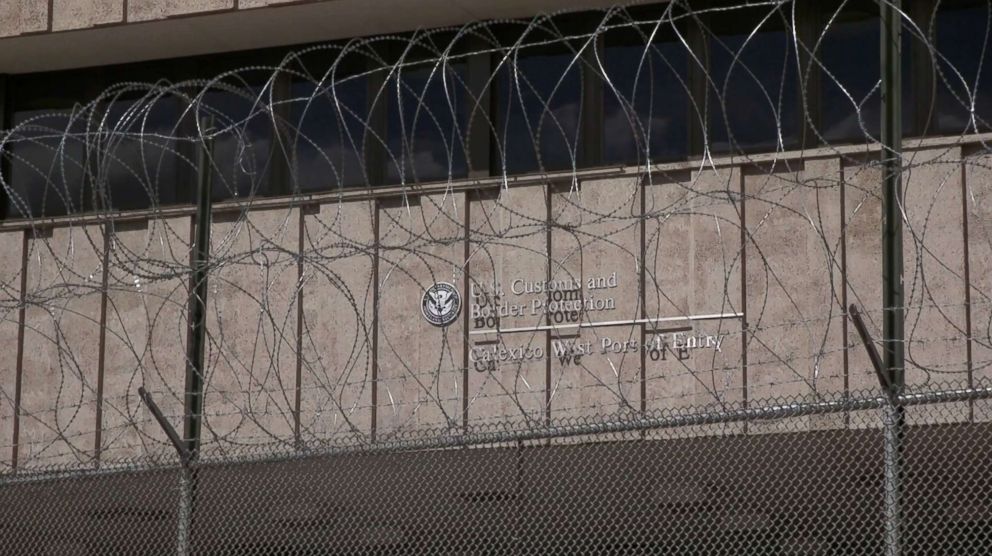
[[422, 282, 461, 327]]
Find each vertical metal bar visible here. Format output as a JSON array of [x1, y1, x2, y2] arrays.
[[93, 224, 111, 464], [960, 155, 974, 421], [178, 118, 214, 556], [462, 195, 471, 432], [184, 119, 214, 456], [881, 0, 905, 393], [580, 34, 604, 168], [880, 1, 904, 554], [639, 176, 647, 419], [294, 206, 306, 447], [841, 162, 851, 427], [176, 468, 192, 555], [466, 39, 493, 178], [544, 183, 553, 429], [370, 201, 380, 442], [739, 169, 748, 433], [11, 229, 27, 468], [883, 401, 904, 556]]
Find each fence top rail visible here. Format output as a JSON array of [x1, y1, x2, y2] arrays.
[[2, 382, 989, 486]]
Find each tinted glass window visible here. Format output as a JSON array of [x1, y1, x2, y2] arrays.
[[6, 109, 90, 219], [818, 0, 913, 143], [705, 4, 800, 153], [199, 84, 276, 201], [495, 39, 583, 175], [96, 90, 183, 211], [6, 71, 102, 219], [603, 19, 690, 164], [385, 61, 468, 184], [934, 0, 992, 133], [289, 74, 367, 191]]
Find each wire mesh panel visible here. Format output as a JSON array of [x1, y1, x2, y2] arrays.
[[0, 388, 985, 554], [0, 463, 183, 554]]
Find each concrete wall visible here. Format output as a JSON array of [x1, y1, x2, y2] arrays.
[[103, 218, 191, 460], [966, 148, 992, 385], [201, 208, 299, 455], [300, 200, 375, 445], [0, 0, 306, 36], [19, 226, 104, 466], [0, 140, 986, 467], [376, 193, 465, 437], [0, 232, 22, 471], [467, 185, 547, 428]]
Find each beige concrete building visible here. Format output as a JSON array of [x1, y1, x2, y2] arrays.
[[0, 0, 989, 469]]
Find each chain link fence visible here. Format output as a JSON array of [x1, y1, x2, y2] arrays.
[[0, 381, 988, 554], [1, 2, 991, 553]]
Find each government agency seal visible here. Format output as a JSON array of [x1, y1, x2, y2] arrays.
[[422, 282, 461, 327]]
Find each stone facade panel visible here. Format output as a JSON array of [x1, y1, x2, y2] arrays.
[[201, 207, 298, 454], [52, 0, 123, 32], [300, 200, 376, 444], [100, 217, 190, 461], [467, 185, 547, 428], [128, 0, 234, 22], [20, 225, 104, 467], [0, 231, 23, 469], [0, 1, 48, 38], [376, 193, 465, 437], [744, 159, 846, 433], [548, 177, 641, 422]]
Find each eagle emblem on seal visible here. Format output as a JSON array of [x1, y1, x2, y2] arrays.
[[421, 282, 461, 327]]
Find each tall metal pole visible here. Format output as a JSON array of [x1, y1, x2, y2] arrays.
[[880, 2, 904, 555], [185, 119, 214, 457], [178, 118, 213, 555]]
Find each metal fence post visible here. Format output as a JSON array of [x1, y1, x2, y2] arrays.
[[178, 118, 215, 555], [138, 387, 195, 555], [850, 301, 903, 555], [176, 467, 195, 556], [880, 1, 905, 553], [186, 118, 214, 458], [883, 402, 904, 555]]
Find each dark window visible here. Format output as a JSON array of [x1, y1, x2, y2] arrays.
[[494, 24, 584, 175], [199, 82, 276, 201], [704, 3, 801, 154], [8, 1, 984, 221], [5, 69, 102, 219], [6, 109, 90, 219], [385, 60, 469, 184], [817, 0, 914, 143], [603, 13, 690, 165], [933, 0, 992, 134], [95, 88, 184, 211], [288, 73, 368, 191]]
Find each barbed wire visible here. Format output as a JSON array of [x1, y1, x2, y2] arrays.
[[0, 0, 990, 468]]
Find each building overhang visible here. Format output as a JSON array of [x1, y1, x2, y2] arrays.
[[0, 0, 634, 74]]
